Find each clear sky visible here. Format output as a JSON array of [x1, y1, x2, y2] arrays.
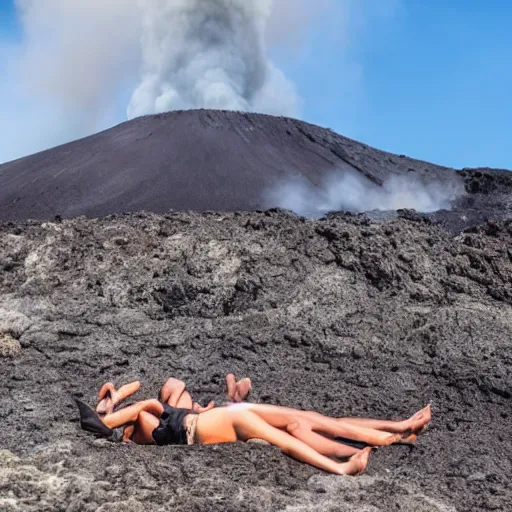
[[0, 1, 16, 34], [0, 1, 511, 170]]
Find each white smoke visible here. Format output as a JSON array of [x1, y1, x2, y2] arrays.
[[265, 170, 464, 216], [15, 0, 141, 128], [127, 0, 300, 119], [2, 0, 341, 163]]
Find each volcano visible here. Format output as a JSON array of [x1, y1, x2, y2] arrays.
[[1, 110, 511, 228]]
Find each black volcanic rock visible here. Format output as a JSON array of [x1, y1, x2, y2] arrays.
[[1, 210, 512, 511], [1, 111, 511, 510], [2, 109, 509, 224]]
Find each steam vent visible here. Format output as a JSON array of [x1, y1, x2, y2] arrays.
[[1, 110, 512, 511]]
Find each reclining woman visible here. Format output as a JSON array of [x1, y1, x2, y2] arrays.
[[76, 380, 431, 476]]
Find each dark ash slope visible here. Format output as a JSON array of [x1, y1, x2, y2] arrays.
[[1, 110, 510, 225], [1, 210, 511, 511]]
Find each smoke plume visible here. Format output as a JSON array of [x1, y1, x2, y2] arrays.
[[2, 0, 338, 162], [264, 170, 464, 217], [127, 0, 300, 118], [15, 0, 141, 127]]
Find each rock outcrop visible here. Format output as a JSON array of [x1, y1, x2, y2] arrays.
[[1, 210, 511, 511]]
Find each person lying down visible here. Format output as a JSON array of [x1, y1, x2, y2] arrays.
[[75, 374, 431, 476]]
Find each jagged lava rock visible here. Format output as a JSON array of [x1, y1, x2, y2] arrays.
[[0, 210, 511, 511]]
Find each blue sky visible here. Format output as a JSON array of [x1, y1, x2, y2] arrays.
[[0, 1, 16, 38], [1, 1, 511, 170]]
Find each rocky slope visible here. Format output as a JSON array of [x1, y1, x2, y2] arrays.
[[1, 110, 511, 227], [1, 210, 511, 511]]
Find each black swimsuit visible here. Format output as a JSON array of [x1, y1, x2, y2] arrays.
[[152, 405, 195, 446]]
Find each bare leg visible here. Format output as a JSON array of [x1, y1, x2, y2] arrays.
[[130, 411, 160, 444], [336, 405, 431, 434], [286, 422, 360, 458], [159, 378, 194, 409], [310, 416, 400, 446], [160, 377, 215, 412], [336, 418, 409, 433], [250, 404, 431, 442], [176, 393, 194, 409], [226, 409, 371, 475], [236, 404, 401, 446]]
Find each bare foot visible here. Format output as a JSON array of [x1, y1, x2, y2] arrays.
[[226, 374, 252, 402], [235, 378, 252, 401], [226, 374, 236, 401], [408, 404, 431, 434], [340, 447, 372, 475], [400, 432, 418, 444], [379, 432, 403, 446]]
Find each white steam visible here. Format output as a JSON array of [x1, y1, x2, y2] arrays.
[[265, 170, 464, 216], [2, 0, 340, 162], [128, 0, 300, 118], [15, 0, 141, 130]]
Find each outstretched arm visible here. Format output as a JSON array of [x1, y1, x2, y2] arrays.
[[102, 399, 164, 429], [115, 381, 141, 403]]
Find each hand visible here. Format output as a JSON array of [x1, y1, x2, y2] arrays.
[[122, 424, 135, 443], [96, 394, 117, 415], [192, 400, 215, 413], [96, 382, 118, 415]]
